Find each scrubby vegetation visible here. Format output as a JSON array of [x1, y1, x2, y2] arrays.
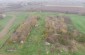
[[0, 12, 85, 55]]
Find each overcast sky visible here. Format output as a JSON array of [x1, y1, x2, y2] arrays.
[[0, 0, 85, 3]]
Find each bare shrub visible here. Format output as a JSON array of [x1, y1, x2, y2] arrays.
[[76, 34, 85, 43], [9, 16, 39, 44], [45, 34, 59, 44], [45, 15, 80, 52], [45, 16, 68, 35], [58, 35, 71, 45]]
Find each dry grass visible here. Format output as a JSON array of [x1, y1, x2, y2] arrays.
[[45, 15, 81, 53], [8, 16, 39, 44]]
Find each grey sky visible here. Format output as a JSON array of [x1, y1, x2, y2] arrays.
[[0, 0, 85, 3]]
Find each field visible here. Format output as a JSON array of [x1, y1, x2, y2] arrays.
[[0, 12, 85, 55]]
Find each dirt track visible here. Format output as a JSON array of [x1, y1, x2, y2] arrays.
[[0, 16, 16, 39]]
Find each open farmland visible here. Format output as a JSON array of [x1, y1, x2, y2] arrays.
[[0, 12, 85, 55]]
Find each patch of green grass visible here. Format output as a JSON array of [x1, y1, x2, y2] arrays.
[[66, 14, 85, 34], [0, 15, 12, 31]]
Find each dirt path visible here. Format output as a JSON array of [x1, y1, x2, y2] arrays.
[[0, 16, 16, 39]]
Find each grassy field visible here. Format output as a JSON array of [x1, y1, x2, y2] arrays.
[[70, 15, 85, 34], [0, 12, 28, 50], [0, 12, 85, 55]]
